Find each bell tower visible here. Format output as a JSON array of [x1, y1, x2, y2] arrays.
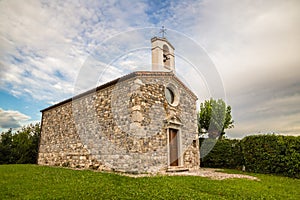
[[151, 35, 175, 72]]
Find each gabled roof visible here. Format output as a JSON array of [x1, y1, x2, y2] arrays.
[[151, 37, 175, 50], [41, 71, 197, 112]]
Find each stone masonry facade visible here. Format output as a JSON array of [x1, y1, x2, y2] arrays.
[[38, 71, 199, 173]]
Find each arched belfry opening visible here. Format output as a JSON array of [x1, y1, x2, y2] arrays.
[[163, 45, 171, 68], [151, 37, 175, 72]]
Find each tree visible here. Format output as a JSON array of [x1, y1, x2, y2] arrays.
[[0, 128, 13, 164], [198, 98, 234, 139], [0, 123, 41, 164]]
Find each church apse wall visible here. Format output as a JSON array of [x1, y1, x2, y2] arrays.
[[38, 71, 199, 173]]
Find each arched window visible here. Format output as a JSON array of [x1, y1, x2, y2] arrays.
[[163, 45, 170, 67], [164, 83, 180, 107], [165, 87, 174, 104]]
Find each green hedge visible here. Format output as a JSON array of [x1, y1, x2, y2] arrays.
[[200, 135, 300, 178], [200, 139, 244, 169], [241, 135, 300, 178]]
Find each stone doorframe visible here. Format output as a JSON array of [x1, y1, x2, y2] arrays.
[[164, 116, 183, 167]]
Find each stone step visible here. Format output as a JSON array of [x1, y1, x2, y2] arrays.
[[166, 167, 189, 173]]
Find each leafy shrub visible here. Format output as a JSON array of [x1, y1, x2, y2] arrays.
[[200, 139, 244, 169], [241, 135, 300, 178], [200, 135, 300, 178], [0, 123, 40, 164]]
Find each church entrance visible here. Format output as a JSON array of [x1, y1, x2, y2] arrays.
[[169, 128, 179, 166]]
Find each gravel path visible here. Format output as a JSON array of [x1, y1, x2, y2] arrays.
[[119, 168, 259, 181]]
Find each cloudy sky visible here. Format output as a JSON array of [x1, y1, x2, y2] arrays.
[[0, 0, 299, 138]]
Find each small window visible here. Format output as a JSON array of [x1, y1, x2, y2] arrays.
[[192, 140, 197, 148]]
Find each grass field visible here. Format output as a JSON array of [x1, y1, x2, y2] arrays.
[[0, 165, 299, 199]]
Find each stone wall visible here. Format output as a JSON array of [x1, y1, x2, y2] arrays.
[[38, 72, 199, 173]]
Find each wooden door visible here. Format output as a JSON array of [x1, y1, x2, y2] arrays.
[[169, 129, 178, 166]]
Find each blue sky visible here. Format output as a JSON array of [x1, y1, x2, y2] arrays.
[[1, 0, 300, 138]]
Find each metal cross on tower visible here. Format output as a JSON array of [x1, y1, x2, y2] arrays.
[[159, 26, 167, 38]]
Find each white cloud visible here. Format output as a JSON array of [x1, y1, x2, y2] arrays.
[[0, 0, 151, 104], [0, 108, 31, 129], [170, 0, 300, 137], [0, 0, 299, 137], [193, 0, 300, 91]]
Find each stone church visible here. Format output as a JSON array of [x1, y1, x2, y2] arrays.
[[38, 36, 200, 173]]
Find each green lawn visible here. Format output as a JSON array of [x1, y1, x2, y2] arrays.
[[0, 165, 299, 199]]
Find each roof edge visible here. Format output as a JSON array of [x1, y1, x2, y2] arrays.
[[151, 37, 175, 50], [40, 71, 197, 112]]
